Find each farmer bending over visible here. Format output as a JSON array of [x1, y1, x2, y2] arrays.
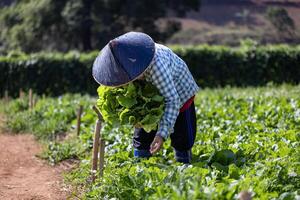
[[92, 32, 199, 163]]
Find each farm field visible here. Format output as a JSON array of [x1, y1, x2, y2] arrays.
[[0, 84, 299, 199]]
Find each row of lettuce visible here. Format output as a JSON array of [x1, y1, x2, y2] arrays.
[[1, 43, 300, 97], [0, 84, 299, 199]]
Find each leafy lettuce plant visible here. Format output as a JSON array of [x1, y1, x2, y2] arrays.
[[97, 81, 164, 132]]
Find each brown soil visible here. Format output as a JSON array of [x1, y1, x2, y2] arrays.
[[0, 119, 73, 200]]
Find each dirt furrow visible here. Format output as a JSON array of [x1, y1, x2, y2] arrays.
[[0, 132, 69, 200]]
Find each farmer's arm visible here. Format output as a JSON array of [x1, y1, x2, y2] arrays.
[[146, 63, 181, 140]]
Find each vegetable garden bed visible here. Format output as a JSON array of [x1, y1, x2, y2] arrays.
[[1, 84, 299, 199]]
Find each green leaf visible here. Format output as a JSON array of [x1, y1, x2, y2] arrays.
[[152, 95, 164, 102], [117, 96, 137, 108], [210, 149, 236, 166]]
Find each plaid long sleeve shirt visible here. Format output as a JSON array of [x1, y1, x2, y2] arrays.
[[143, 44, 199, 140]]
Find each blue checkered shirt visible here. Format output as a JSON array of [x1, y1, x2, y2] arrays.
[[143, 44, 199, 139]]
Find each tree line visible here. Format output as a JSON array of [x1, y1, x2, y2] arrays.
[[0, 0, 200, 53]]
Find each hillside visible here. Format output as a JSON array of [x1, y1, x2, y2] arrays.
[[168, 0, 300, 45]]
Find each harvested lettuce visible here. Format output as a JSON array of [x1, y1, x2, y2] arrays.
[[97, 81, 164, 132]]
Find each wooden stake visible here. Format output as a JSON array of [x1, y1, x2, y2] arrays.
[[19, 89, 24, 99], [98, 139, 105, 178], [76, 105, 83, 136], [29, 89, 33, 109], [92, 105, 103, 122], [91, 119, 101, 182], [91, 105, 103, 182]]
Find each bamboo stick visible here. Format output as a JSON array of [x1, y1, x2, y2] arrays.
[[91, 105, 103, 182], [91, 119, 101, 182], [92, 105, 103, 121]]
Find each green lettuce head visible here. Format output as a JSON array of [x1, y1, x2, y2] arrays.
[[97, 81, 164, 132]]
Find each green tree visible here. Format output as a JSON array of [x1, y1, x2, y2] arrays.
[[0, 0, 200, 53], [0, 0, 68, 52], [62, 0, 94, 51]]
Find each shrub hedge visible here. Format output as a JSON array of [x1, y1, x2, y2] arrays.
[[1, 51, 99, 97], [1, 44, 300, 97], [173, 45, 300, 87]]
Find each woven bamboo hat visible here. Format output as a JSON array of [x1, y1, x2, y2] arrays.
[[92, 32, 155, 87]]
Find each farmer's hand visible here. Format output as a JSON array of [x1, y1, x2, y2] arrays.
[[150, 135, 164, 154]]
